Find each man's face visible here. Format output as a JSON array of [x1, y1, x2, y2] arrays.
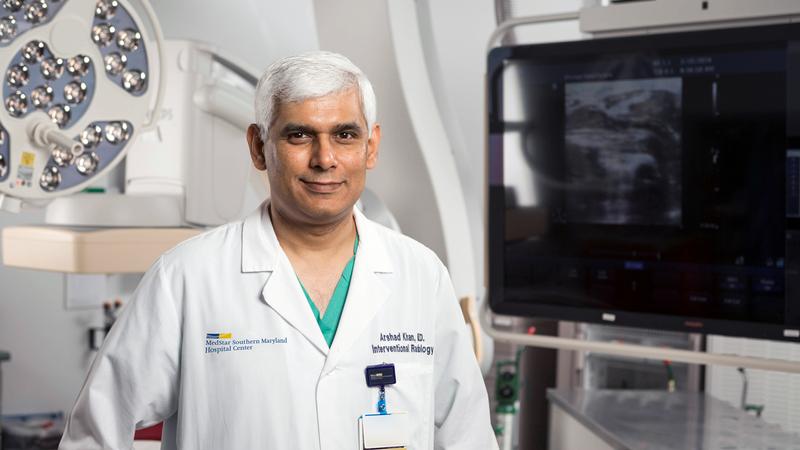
[[247, 87, 380, 226]]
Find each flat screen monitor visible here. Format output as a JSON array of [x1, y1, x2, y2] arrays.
[[487, 23, 800, 341]]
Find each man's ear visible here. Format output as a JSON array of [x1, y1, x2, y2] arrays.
[[366, 123, 380, 170], [247, 124, 267, 171]]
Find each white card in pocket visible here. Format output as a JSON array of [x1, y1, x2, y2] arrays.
[[358, 412, 409, 450]]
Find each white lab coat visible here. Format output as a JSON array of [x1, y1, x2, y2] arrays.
[[60, 202, 498, 450]]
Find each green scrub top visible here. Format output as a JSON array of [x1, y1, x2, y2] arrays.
[[298, 234, 359, 347]]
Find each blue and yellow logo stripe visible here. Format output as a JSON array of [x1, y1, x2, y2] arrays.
[[206, 332, 232, 339]]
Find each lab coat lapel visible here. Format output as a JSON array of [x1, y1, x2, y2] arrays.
[[242, 202, 329, 355], [323, 208, 394, 373], [261, 265, 329, 355]]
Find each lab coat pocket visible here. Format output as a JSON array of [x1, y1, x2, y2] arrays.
[[392, 362, 434, 450]]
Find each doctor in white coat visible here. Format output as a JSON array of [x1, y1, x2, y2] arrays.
[[60, 51, 497, 450]]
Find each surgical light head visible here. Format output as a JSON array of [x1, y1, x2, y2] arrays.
[[0, 0, 162, 209]]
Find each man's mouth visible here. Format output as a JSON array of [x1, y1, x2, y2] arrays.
[[301, 179, 344, 193]]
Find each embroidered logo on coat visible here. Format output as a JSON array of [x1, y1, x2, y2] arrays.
[[205, 332, 288, 354]]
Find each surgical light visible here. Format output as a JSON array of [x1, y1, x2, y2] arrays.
[[63, 81, 87, 103], [103, 52, 125, 75], [91, 23, 114, 46], [115, 28, 139, 52], [23, 0, 48, 24], [22, 40, 44, 62], [74, 151, 98, 175], [30, 85, 52, 108], [5, 62, 26, 86], [94, 0, 118, 20], [39, 165, 60, 190], [0, 16, 15, 42], [51, 145, 72, 167], [40, 57, 62, 79], [79, 124, 102, 147], [1, 0, 21, 12], [121, 69, 143, 93], [47, 104, 69, 127], [0, 0, 161, 205], [65, 55, 89, 76], [5, 90, 25, 115], [103, 121, 129, 144]]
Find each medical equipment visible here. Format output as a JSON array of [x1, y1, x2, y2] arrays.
[[494, 358, 520, 450], [0, 0, 164, 212], [481, 1, 800, 388], [489, 20, 800, 341], [0, 4, 262, 273]]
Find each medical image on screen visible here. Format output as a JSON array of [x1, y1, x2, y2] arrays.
[[564, 78, 683, 226]]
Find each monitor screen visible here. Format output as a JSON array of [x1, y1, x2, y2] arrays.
[[487, 23, 800, 341]]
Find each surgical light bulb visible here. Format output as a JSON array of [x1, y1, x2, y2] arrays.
[[80, 125, 102, 147], [66, 55, 90, 76], [63, 81, 87, 104], [47, 104, 70, 127], [1, 0, 22, 12], [23, 0, 47, 24], [115, 29, 140, 52], [95, 0, 117, 20], [22, 40, 45, 62], [5, 90, 26, 116], [121, 69, 144, 93], [104, 121, 129, 144], [91, 23, 115, 46], [51, 146, 73, 167], [0, 16, 16, 42], [40, 57, 63, 79], [75, 152, 98, 175], [30, 85, 52, 108], [0, 153, 6, 177], [103, 52, 126, 75], [40, 166, 60, 191], [6, 63, 28, 87]]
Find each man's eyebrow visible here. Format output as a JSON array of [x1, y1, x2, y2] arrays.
[[279, 123, 317, 135], [331, 122, 364, 134]]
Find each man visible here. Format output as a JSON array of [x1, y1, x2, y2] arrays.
[[60, 51, 497, 449]]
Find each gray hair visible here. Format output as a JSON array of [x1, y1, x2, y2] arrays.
[[254, 51, 377, 141]]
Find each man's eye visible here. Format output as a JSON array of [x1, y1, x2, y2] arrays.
[[338, 131, 356, 140], [287, 132, 311, 143]]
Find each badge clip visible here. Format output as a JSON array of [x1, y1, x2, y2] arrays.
[[365, 363, 396, 414]]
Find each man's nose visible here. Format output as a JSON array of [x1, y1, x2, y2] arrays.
[[311, 135, 337, 170]]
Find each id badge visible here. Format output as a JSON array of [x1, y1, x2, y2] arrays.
[[358, 412, 409, 450]]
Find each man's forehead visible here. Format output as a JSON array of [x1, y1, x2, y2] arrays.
[[274, 89, 364, 123]]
